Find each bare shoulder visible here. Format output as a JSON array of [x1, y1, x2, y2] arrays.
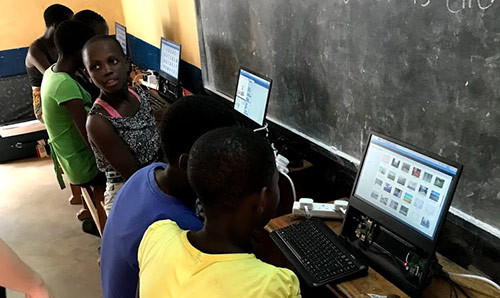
[[26, 41, 41, 64], [87, 108, 112, 131], [91, 104, 109, 116], [29, 39, 45, 53]]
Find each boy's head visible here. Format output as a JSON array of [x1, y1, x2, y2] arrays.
[[188, 127, 280, 227], [54, 20, 95, 61], [160, 95, 238, 167], [82, 36, 128, 93], [74, 10, 109, 35], [43, 4, 73, 29]]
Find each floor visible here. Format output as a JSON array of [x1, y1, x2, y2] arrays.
[[0, 157, 102, 298]]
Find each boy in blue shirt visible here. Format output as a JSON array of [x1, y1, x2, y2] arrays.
[[100, 95, 237, 298]]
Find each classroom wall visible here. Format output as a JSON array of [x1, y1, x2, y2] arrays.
[[120, 0, 201, 68], [0, 0, 125, 77], [0, 0, 202, 81], [0, 0, 125, 50]]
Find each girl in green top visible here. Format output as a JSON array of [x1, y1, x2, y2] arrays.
[[41, 21, 104, 195]]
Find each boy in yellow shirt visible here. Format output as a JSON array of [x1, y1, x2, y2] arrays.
[[138, 127, 301, 298]]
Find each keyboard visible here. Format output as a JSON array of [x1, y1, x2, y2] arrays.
[[148, 93, 168, 111], [270, 218, 368, 287]]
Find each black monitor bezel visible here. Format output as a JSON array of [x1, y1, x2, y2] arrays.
[[233, 67, 273, 127], [158, 37, 181, 84], [341, 131, 463, 253], [114, 22, 128, 56]]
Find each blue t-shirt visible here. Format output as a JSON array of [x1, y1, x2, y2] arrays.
[[100, 162, 203, 298]]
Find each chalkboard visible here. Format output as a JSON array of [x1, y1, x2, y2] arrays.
[[195, 0, 500, 235]]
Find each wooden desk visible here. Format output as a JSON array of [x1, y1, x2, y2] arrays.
[[265, 214, 498, 298]]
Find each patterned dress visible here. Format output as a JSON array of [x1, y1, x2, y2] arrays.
[[88, 87, 160, 213]]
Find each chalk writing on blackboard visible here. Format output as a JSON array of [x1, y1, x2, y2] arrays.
[[340, 0, 496, 14], [444, 0, 496, 13]]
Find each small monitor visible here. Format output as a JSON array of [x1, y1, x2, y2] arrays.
[[233, 68, 272, 126], [343, 132, 463, 296], [115, 22, 127, 56], [352, 133, 461, 242], [159, 38, 181, 82]]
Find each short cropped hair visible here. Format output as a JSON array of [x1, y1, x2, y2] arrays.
[[44, 4, 73, 28], [54, 20, 95, 56], [160, 95, 237, 164], [188, 127, 276, 212], [74, 10, 106, 31], [83, 35, 124, 57]]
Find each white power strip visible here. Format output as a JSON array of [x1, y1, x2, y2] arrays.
[[292, 198, 346, 219], [140, 78, 159, 90]]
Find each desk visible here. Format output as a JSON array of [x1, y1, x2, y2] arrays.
[[265, 214, 498, 298]]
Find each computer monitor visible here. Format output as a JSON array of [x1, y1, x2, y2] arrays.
[[342, 132, 462, 296], [233, 68, 272, 127], [348, 133, 462, 250], [159, 38, 181, 83], [157, 38, 181, 102], [115, 22, 127, 56]]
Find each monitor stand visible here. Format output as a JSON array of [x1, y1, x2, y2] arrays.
[[158, 76, 181, 103]]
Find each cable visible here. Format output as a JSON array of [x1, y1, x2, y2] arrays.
[[253, 121, 269, 133], [439, 268, 474, 298], [441, 271, 470, 298], [452, 284, 458, 298], [450, 279, 471, 298], [253, 122, 269, 138], [280, 170, 297, 202], [271, 143, 278, 157], [366, 244, 405, 275], [304, 205, 311, 219], [274, 151, 296, 202], [448, 272, 500, 292], [448, 277, 453, 298]]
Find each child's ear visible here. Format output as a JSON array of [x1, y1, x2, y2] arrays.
[[256, 187, 269, 215], [178, 153, 189, 172]]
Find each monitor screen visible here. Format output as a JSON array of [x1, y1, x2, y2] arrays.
[[159, 38, 181, 80], [353, 135, 459, 240], [233, 69, 272, 126], [115, 22, 127, 56]]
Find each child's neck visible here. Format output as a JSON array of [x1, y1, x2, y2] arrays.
[[188, 215, 254, 254], [154, 166, 197, 207], [53, 57, 78, 75], [99, 87, 129, 105], [42, 27, 55, 44]]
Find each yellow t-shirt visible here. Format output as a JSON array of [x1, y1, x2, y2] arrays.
[[138, 220, 301, 298]]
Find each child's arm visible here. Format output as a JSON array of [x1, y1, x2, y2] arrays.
[[27, 43, 52, 74], [61, 99, 90, 146], [86, 114, 140, 180], [0, 238, 53, 298]]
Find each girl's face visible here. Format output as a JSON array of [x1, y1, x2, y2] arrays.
[[83, 39, 128, 94]]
